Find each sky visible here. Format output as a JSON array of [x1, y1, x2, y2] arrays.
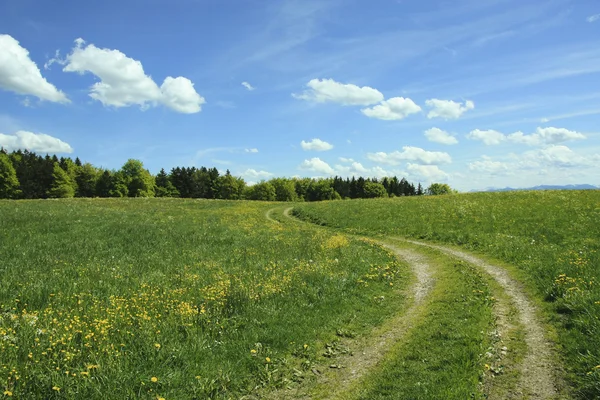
[[1, 0, 599, 191]]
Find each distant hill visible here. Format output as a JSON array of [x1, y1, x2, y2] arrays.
[[475, 184, 599, 192]]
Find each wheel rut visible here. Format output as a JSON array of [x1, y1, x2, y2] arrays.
[[395, 238, 561, 400], [266, 207, 562, 399]]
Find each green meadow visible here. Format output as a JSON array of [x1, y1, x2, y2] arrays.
[[293, 190, 600, 398], [0, 199, 409, 399]]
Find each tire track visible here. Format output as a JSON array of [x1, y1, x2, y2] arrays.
[[273, 207, 562, 399], [396, 238, 560, 399]]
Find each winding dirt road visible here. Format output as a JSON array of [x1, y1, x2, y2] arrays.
[[266, 206, 563, 400]]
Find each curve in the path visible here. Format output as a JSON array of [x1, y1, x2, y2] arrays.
[[396, 238, 559, 400], [274, 207, 562, 399]]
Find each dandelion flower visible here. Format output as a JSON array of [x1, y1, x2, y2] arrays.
[[265, 357, 271, 363], [52, 386, 61, 392], [4, 391, 12, 397], [250, 349, 257, 354], [151, 377, 158, 383], [154, 343, 161, 349], [303, 344, 308, 350]]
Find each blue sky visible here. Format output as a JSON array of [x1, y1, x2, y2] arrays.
[[1, 0, 599, 191]]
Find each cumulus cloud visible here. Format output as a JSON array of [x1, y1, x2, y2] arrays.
[[244, 148, 259, 153], [241, 168, 273, 180], [508, 127, 586, 146], [525, 145, 595, 168], [587, 14, 600, 23], [467, 126, 586, 146], [366, 146, 452, 166], [338, 157, 354, 163], [425, 99, 474, 119], [0, 130, 73, 153], [406, 163, 449, 182], [241, 81, 255, 91], [0, 34, 69, 103], [468, 156, 510, 175], [298, 157, 335, 175], [293, 78, 384, 106], [424, 127, 458, 145], [466, 129, 506, 145], [63, 38, 205, 113], [300, 138, 334, 151], [361, 97, 421, 120]]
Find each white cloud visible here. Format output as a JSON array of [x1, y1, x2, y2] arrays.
[[424, 127, 458, 145], [298, 157, 335, 175], [241, 81, 255, 91], [468, 156, 510, 175], [406, 163, 449, 182], [244, 148, 259, 153], [467, 129, 506, 145], [525, 145, 595, 168], [0, 130, 73, 153], [425, 99, 474, 119], [63, 39, 205, 113], [293, 78, 384, 106], [367, 146, 452, 166], [300, 138, 334, 151], [241, 168, 273, 180], [467, 126, 586, 146], [587, 14, 600, 23], [338, 157, 354, 163], [361, 97, 422, 120], [508, 127, 586, 146], [0, 34, 69, 103]]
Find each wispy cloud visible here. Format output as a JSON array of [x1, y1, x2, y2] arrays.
[[587, 14, 600, 23]]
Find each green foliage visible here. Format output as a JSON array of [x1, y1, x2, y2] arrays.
[[75, 163, 98, 197], [294, 190, 600, 398], [218, 171, 245, 200], [363, 181, 388, 198], [306, 179, 341, 201], [95, 170, 113, 198], [155, 168, 180, 198], [47, 163, 75, 198], [0, 199, 409, 399], [246, 181, 276, 201], [427, 183, 454, 195], [120, 159, 155, 197], [109, 171, 129, 198], [270, 178, 298, 201], [0, 152, 21, 199]]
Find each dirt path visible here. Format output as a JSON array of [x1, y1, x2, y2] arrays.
[[397, 238, 560, 400], [262, 208, 434, 399], [265, 208, 279, 224], [272, 207, 562, 399]]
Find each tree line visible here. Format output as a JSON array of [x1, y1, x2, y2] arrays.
[[0, 149, 452, 201]]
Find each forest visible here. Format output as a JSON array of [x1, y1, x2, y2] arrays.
[[0, 149, 434, 201]]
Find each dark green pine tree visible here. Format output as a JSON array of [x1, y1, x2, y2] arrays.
[[95, 170, 113, 198], [155, 168, 180, 197]]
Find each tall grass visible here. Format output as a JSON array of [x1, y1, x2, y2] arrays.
[[0, 198, 410, 399], [293, 190, 600, 398]]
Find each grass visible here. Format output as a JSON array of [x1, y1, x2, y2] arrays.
[[293, 190, 600, 398], [348, 246, 495, 400], [0, 198, 411, 399]]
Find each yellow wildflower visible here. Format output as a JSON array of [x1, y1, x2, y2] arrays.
[[151, 377, 158, 383], [52, 386, 60, 392], [265, 357, 271, 363], [4, 391, 13, 397], [250, 349, 257, 354], [154, 343, 161, 349]]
